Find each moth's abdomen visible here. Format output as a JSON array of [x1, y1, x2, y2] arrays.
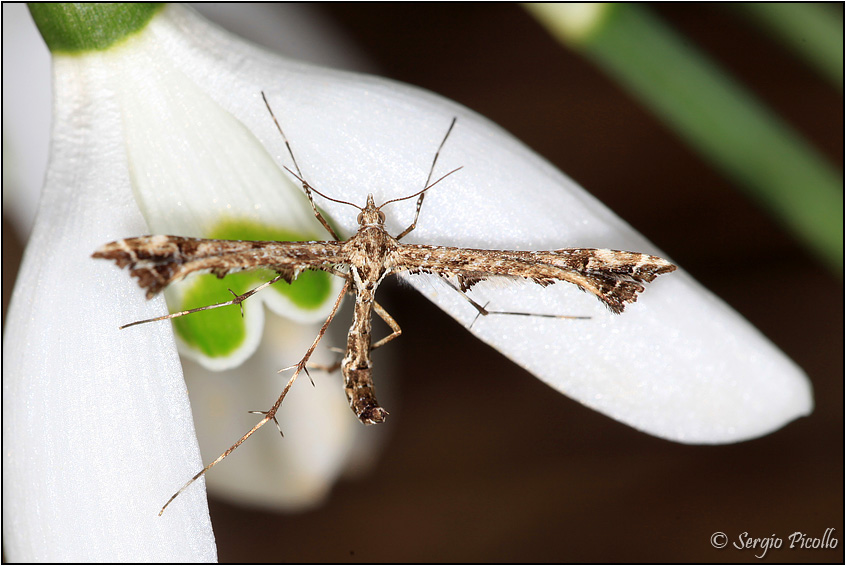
[[343, 366, 389, 425], [342, 280, 389, 424]]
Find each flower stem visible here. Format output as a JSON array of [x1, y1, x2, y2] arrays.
[[525, 3, 843, 271], [736, 2, 843, 88], [28, 3, 163, 53]]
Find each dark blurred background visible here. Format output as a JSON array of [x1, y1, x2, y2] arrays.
[[4, 3, 842, 563]]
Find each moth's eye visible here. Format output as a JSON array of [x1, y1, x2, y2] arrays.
[[378, 211, 386, 223], [357, 212, 364, 224]]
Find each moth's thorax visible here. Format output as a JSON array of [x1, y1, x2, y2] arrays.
[[346, 225, 399, 285]]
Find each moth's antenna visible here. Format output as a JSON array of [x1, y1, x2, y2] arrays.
[[380, 165, 463, 209], [261, 91, 305, 180], [262, 91, 341, 239], [393, 117, 458, 240], [283, 166, 362, 211], [425, 117, 456, 188]]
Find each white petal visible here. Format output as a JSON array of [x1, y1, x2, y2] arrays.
[[395, 125, 814, 444], [3, 54, 215, 561], [141, 5, 811, 443]]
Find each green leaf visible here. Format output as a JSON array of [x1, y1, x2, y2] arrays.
[[737, 3, 843, 88], [526, 3, 843, 272], [28, 3, 163, 54]]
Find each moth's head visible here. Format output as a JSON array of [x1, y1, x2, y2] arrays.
[[357, 194, 386, 227]]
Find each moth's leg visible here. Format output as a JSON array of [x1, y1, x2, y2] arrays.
[[295, 177, 341, 241], [396, 117, 457, 241], [394, 193, 426, 241], [437, 276, 591, 323], [302, 268, 352, 374], [307, 360, 342, 373], [261, 91, 340, 240], [371, 301, 402, 350], [159, 278, 350, 516], [276, 278, 350, 379], [120, 272, 290, 329], [308, 303, 399, 382], [436, 277, 489, 316]]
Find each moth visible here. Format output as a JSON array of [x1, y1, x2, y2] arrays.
[[93, 94, 677, 512]]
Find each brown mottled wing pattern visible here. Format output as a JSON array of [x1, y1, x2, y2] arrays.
[[93, 235, 347, 299], [394, 245, 676, 314]]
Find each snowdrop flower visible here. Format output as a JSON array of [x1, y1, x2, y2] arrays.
[[4, 3, 813, 562], [5, 4, 362, 562]]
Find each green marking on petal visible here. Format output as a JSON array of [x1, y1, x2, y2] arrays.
[[280, 268, 333, 309], [209, 217, 305, 242], [172, 217, 335, 358], [208, 218, 334, 310], [28, 3, 163, 54], [173, 273, 253, 358]]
